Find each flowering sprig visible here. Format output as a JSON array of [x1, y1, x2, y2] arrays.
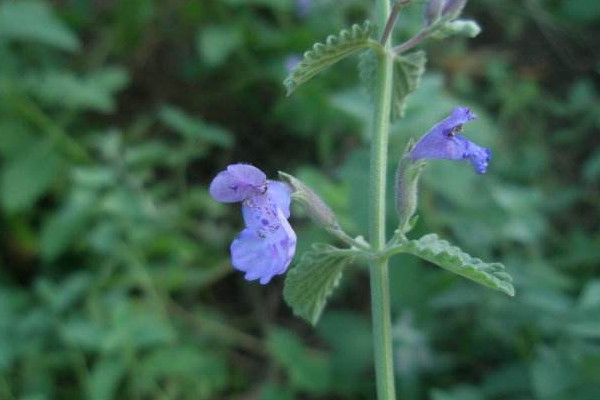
[[209, 2, 514, 400]]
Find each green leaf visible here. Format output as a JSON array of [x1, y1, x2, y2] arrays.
[[87, 355, 126, 400], [317, 311, 372, 393], [1, 141, 62, 212], [260, 384, 295, 400], [284, 21, 375, 96], [391, 51, 427, 119], [405, 234, 515, 296], [136, 346, 228, 398], [158, 105, 233, 147], [359, 50, 427, 120], [531, 348, 576, 399], [283, 244, 354, 325], [40, 191, 96, 261], [28, 67, 129, 113], [267, 328, 331, 393], [197, 24, 243, 67], [0, 0, 80, 51]]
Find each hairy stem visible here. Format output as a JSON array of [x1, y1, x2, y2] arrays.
[[370, 1, 397, 400]]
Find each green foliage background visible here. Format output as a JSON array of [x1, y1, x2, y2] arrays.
[[0, 0, 598, 399]]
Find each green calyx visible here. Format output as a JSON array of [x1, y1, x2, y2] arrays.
[[394, 140, 426, 235]]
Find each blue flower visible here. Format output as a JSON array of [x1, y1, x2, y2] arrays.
[[410, 107, 491, 174], [210, 164, 296, 284]]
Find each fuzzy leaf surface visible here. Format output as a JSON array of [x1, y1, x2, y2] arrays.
[[359, 50, 426, 120], [405, 234, 515, 296], [391, 51, 427, 119], [284, 244, 355, 325], [284, 21, 375, 95]]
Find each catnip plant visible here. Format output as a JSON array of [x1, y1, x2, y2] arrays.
[[210, 1, 514, 399]]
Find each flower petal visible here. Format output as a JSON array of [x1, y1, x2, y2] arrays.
[[242, 193, 280, 231], [456, 135, 491, 174], [230, 210, 296, 284], [267, 181, 292, 218], [409, 107, 491, 174], [209, 163, 266, 203]]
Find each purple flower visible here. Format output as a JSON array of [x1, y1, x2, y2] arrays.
[[210, 164, 296, 284], [410, 107, 491, 174]]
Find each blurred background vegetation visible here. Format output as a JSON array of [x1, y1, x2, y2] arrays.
[[0, 0, 598, 399]]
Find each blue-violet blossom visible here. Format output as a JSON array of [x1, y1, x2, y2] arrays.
[[410, 106, 491, 174], [209, 164, 296, 284]]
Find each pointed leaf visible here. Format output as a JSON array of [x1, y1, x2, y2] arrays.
[[391, 51, 427, 119], [1, 140, 62, 212], [284, 244, 355, 325], [284, 21, 376, 95], [87, 355, 126, 400], [405, 234, 515, 296]]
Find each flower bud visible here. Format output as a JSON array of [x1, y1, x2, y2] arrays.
[[430, 19, 481, 39], [278, 171, 341, 232], [395, 141, 426, 234], [444, 19, 481, 37]]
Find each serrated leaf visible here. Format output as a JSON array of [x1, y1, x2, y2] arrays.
[[284, 244, 354, 325], [392, 51, 427, 119], [405, 234, 515, 296], [284, 21, 375, 95], [359, 50, 426, 120]]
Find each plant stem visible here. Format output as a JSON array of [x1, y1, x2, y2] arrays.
[[370, 1, 397, 400], [380, 0, 410, 45]]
